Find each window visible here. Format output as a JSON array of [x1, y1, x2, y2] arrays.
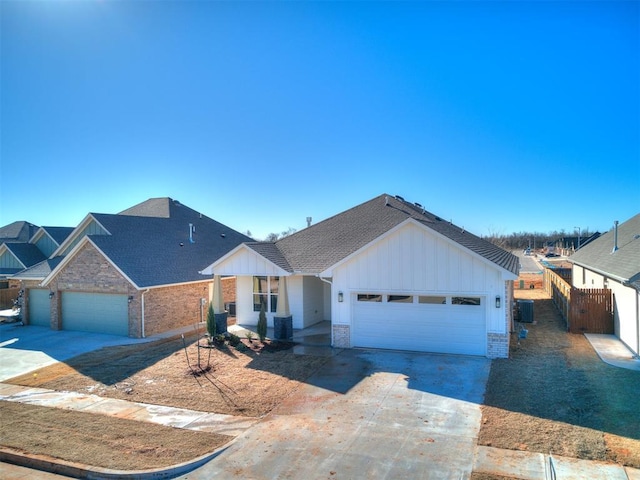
[[357, 294, 382, 302], [418, 296, 447, 304], [452, 297, 481, 306], [253, 276, 279, 312], [387, 295, 413, 303]]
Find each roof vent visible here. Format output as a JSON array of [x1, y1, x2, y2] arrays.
[[189, 223, 195, 243], [612, 220, 619, 253], [385, 196, 389, 206], [414, 202, 422, 208], [306, 217, 312, 227], [395, 195, 405, 202]]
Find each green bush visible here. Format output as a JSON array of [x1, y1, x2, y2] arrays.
[[257, 303, 267, 342], [228, 333, 241, 347]]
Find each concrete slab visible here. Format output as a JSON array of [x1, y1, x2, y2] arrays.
[[182, 413, 258, 436], [474, 446, 546, 480], [179, 349, 492, 479], [585, 333, 640, 371], [627, 466, 640, 480], [550, 454, 630, 480], [125, 403, 209, 428]]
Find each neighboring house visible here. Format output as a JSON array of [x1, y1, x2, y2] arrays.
[[0, 221, 39, 243], [569, 214, 640, 357], [13, 198, 251, 337], [201, 194, 519, 358], [0, 243, 47, 280]]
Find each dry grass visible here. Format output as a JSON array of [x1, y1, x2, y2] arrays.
[[2, 333, 330, 470], [7, 333, 329, 417], [479, 284, 640, 468], [0, 401, 230, 470]]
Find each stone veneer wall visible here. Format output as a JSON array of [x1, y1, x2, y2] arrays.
[[333, 324, 350, 348]]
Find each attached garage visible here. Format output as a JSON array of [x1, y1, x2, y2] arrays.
[[62, 292, 129, 336], [28, 289, 51, 327], [351, 293, 486, 356]]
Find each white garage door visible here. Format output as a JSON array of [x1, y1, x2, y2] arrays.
[[352, 293, 486, 356], [62, 292, 129, 336], [28, 289, 50, 327]]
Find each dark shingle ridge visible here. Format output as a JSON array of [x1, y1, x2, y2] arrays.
[[87, 199, 252, 288], [245, 242, 293, 272], [274, 193, 519, 275]]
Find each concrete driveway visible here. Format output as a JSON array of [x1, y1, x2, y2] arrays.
[[182, 349, 490, 479], [0, 323, 149, 382]]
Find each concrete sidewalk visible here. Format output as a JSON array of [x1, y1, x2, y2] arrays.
[[585, 333, 640, 371]]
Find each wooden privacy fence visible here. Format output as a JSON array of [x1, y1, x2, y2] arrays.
[[0, 287, 21, 309], [543, 269, 613, 334]]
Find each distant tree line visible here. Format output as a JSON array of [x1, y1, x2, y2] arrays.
[[482, 228, 596, 251]]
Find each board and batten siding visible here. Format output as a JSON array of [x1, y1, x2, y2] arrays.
[[211, 247, 284, 277], [330, 222, 508, 334], [34, 234, 58, 258]]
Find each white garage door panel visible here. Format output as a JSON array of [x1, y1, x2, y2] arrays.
[[29, 289, 50, 327], [62, 292, 129, 336], [353, 300, 486, 355]]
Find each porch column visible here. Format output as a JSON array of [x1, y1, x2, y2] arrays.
[[212, 274, 228, 334], [274, 276, 292, 340]]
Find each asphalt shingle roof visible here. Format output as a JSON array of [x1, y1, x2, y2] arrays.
[[11, 257, 65, 280], [269, 194, 519, 275], [40, 227, 74, 245], [3, 243, 47, 268], [87, 198, 252, 288], [0, 221, 39, 243], [569, 213, 640, 284]]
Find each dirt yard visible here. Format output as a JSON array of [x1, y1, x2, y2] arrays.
[[479, 277, 640, 468], [2, 332, 330, 470]]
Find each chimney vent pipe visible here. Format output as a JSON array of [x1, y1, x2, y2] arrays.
[[612, 220, 619, 253]]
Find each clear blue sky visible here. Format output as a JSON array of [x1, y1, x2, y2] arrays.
[[1, 1, 638, 240]]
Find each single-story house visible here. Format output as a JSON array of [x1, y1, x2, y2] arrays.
[[13, 198, 251, 337], [568, 214, 640, 356], [201, 194, 519, 358]]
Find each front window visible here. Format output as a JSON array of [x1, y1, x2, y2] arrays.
[[253, 276, 279, 313]]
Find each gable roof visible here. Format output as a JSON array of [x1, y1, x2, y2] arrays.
[[11, 257, 65, 280], [252, 194, 519, 276], [45, 198, 252, 289], [37, 226, 74, 245], [569, 213, 640, 285], [2, 243, 47, 269], [0, 221, 39, 243]]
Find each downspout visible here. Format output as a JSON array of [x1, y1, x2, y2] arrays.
[[141, 289, 150, 338]]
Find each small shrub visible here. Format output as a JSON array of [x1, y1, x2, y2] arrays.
[[257, 304, 267, 342], [235, 342, 248, 352], [246, 331, 255, 342], [228, 333, 241, 347]]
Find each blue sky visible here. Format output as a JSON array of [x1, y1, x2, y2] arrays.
[[1, 1, 638, 241]]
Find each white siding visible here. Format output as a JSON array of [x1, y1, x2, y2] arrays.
[[332, 222, 507, 334], [213, 248, 285, 276]]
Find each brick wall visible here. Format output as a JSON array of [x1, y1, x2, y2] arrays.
[[221, 276, 236, 303], [143, 282, 211, 337], [47, 242, 213, 338], [487, 332, 509, 359], [333, 324, 350, 348]]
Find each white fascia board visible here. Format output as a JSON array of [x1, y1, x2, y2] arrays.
[[569, 259, 630, 284], [199, 243, 290, 277], [42, 236, 140, 289], [28, 228, 46, 244], [319, 217, 518, 280], [50, 214, 111, 258]]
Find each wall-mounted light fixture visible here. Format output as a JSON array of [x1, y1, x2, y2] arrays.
[[128, 295, 134, 304], [49, 291, 55, 299], [338, 291, 344, 303], [495, 295, 501, 309]]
